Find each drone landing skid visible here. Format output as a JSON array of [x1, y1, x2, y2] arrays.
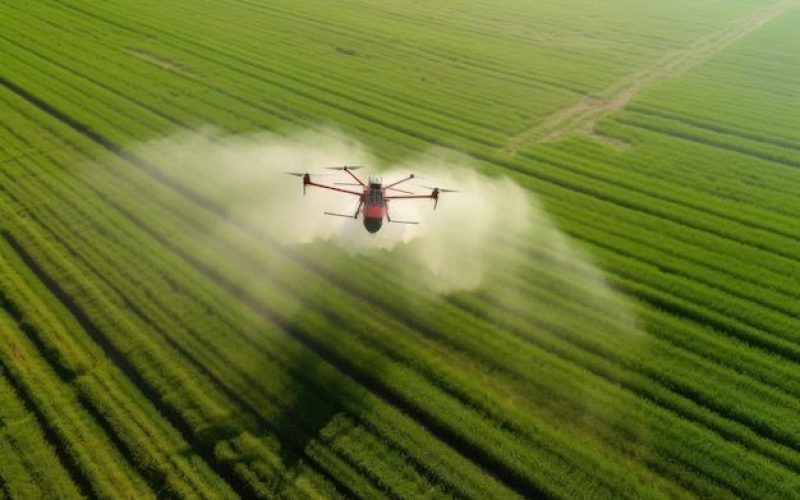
[[324, 211, 358, 219]]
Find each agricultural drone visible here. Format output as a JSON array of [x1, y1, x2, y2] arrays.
[[286, 166, 457, 233]]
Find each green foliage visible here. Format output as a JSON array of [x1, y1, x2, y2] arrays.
[[0, 0, 799, 498]]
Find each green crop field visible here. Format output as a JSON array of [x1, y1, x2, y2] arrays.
[[1, 0, 799, 498]]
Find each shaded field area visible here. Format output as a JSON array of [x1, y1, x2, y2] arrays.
[[1, 0, 799, 498]]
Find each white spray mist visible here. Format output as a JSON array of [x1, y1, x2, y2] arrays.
[[135, 129, 535, 293], [133, 127, 642, 326]]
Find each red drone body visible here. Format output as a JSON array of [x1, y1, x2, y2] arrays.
[[289, 166, 455, 233]]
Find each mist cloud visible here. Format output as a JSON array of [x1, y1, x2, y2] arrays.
[[133, 129, 534, 293], [131, 128, 640, 314]]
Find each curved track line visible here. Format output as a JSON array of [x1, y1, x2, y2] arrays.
[[503, 0, 798, 153]]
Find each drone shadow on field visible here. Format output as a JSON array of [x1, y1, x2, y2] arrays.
[[256, 313, 377, 497]]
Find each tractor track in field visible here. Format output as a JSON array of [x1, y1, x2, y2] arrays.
[[503, 0, 799, 153]]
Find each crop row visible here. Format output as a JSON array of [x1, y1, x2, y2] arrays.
[[6, 11, 800, 436], [0, 17, 426, 158], [565, 126, 800, 217], [0, 130, 612, 497], [629, 102, 800, 151], [0, 219, 245, 498], [507, 158, 800, 281], [17, 0, 800, 314], [3, 8, 796, 406], [0, 100, 344, 497], [0, 82, 696, 496], [0, 364, 82, 499], [543, 194, 800, 341], [0, 266, 153, 498], [549, 201, 800, 339], [20, 1, 512, 148], [7, 93, 800, 496], [79, 0, 597, 103], [615, 110, 800, 170], [195, 224, 800, 500], [0, 16, 303, 133], [0, 122, 386, 496], [542, 131, 800, 238], [39, 0, 668, 154], [7, 5, 800, 354], [29, 0, 800, 201], [0, 200, 345, 499], [0, 99, 524, 498], [484, 242, 800, 445], [551, 220, 800, 356], [631, 57, 800, 141], [511, 143, 800, 262], [316, 239, 800, 473], [3, 3, 800, 496]]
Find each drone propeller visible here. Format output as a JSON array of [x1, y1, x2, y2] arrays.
[[284, 171, 334, 177], [414, 184, 459, 210], [417, 184, 459, 193], [325, 165, 364, 171], [285, 171, 332, 195], [387, 186, 415, 194]]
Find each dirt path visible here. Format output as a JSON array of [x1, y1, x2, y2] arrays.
[[503, 0, 798, 153]]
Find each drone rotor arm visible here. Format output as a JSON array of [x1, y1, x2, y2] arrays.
[[325, 166, 367, 186], [343, 167, 367, 186], [383, 193, 436, 200], [384, 173, 415, 190], [306, 179, 363, 196]]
